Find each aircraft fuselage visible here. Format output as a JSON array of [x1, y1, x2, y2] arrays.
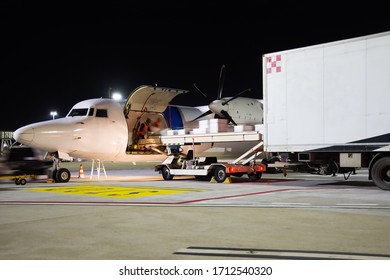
[[14, 86, 264, 163]]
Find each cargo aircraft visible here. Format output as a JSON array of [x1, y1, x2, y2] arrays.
[[13, 66, 263, 182]]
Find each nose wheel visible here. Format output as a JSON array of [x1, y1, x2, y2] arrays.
[[52, 168, 71, 183]]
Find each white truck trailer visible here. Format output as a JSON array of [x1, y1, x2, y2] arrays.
[[263, 31, 390, 190]]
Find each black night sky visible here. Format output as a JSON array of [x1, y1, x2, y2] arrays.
[[1, 2, 390, 131]]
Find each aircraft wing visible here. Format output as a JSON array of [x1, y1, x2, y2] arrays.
[[123, 85, 188, 116]]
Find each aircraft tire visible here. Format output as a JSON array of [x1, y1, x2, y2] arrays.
[[55, 168, 71, 183], [214, 166, 228, 183], [161, 166, 174, 180], [372, 157, 390, 191]]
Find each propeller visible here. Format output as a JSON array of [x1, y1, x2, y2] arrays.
[[190, 83, 213, 122], [190, 64, 252, 125], [190, 109, 213, 122], [220, 110, 237, 126], [222, 88, 251, 106], [217, 64, 226, 100], [193, 83, 210, 101]]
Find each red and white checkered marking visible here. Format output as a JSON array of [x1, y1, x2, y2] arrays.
[[266, 55, 282, 74]]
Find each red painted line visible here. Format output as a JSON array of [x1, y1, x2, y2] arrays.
[[175, 187, 300, 204], [175, 187, 336, 204]]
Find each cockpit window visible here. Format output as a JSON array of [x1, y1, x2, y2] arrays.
[[96, 109, 108, 118], [88, 108, 95, 116], [67, 108, 89, 117]]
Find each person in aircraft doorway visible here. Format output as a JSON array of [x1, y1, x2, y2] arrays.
[[150, 117, 162, 134], [137, 118, 151, 139]]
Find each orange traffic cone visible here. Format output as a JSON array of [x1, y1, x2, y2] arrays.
[[78, 163, 85, 178]]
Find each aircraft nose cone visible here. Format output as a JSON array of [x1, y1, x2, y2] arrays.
[[14, 126, 34, 144], [209, 100, 224, 114]]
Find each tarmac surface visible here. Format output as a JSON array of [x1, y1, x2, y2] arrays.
[[1, 162, 390, 260]]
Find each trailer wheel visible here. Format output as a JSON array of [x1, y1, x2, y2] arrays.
[[161, 166, 174, 180], [55, 168, 71, 183], [19, 178, 27, 185], [248, 172, 262, 181], [214, 166, 228, 183], [371, 157, 390, 190]]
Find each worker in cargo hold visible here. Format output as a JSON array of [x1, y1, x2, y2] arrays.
[[137, 118, 151, 139], [150, 117, 162, 134]]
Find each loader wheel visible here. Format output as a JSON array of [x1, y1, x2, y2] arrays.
[[161, 166, 174, 180], [214, 166, 228, 183], [371, 157, 390, 190], [248, 172, 262, 181]]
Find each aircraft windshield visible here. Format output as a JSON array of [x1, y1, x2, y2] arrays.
[[67, 108, 89, 117]]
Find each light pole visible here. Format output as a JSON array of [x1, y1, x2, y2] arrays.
[[50, 111, 57, 120]]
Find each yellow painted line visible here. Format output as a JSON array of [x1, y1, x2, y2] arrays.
[[25, 185, 204, 199]]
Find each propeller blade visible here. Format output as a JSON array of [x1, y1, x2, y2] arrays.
[[220, 110, 237, 126], [222, 88, 251, 106], [189, 110, 213, 122], [217, 64, 226, 100], [193, 83, 210, 101]]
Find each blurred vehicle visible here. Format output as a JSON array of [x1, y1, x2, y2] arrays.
[[0, 146, 53, 185]]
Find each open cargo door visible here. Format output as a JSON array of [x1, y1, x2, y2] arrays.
[[123, 85, 188, 115], [123, 85, 188, 153]]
